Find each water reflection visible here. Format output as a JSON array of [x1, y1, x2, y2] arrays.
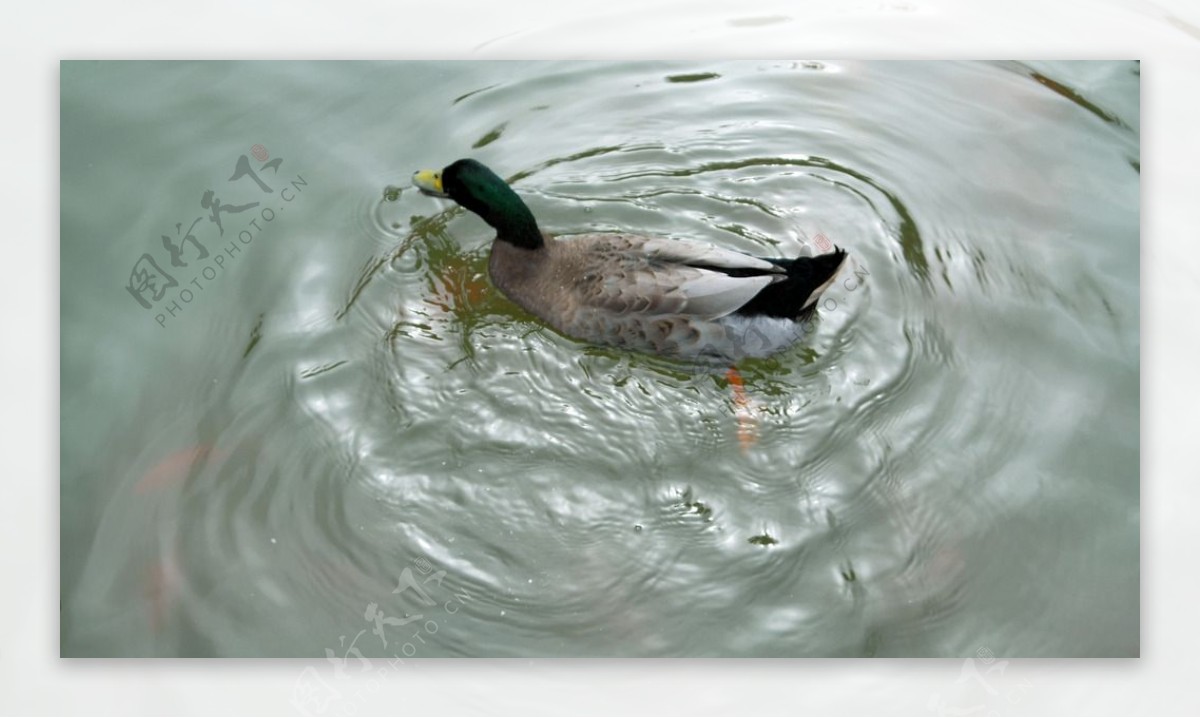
[[61, 60, 1138, 657]]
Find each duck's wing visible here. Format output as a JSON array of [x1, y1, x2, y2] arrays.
[[638, 237, 783, 273], [573, 236, 787, 321]]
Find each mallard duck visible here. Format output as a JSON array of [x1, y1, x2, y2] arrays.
[[412, 159, 848, 362]]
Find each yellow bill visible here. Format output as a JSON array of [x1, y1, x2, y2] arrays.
[[412, 168, 450, 198]]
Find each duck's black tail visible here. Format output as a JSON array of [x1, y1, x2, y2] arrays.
[[736, 247, 849, 320]]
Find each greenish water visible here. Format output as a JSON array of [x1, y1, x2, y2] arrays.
[[60, 61, 1139, 658]]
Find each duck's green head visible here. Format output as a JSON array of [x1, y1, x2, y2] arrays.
[[412, 159, 543, 250]]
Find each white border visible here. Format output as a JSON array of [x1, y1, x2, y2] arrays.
[[9, 0, 1197, 713]]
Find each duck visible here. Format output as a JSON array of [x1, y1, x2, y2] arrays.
[[411, 159, 848, 363]]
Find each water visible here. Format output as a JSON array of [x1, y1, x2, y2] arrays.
[[61, 60, 1139, 657]]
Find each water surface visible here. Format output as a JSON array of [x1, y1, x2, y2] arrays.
[[60, 60, 1139, 657]]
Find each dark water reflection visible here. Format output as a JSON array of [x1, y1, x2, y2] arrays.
[[61, 61, 1138, 657]]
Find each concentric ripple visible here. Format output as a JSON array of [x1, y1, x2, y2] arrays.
[[62, 60, 1139, 658]]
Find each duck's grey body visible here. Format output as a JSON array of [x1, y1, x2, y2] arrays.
[[489, 232, 846, 362]]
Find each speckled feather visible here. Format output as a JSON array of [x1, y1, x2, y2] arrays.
[[488, 232, 844, 362]]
